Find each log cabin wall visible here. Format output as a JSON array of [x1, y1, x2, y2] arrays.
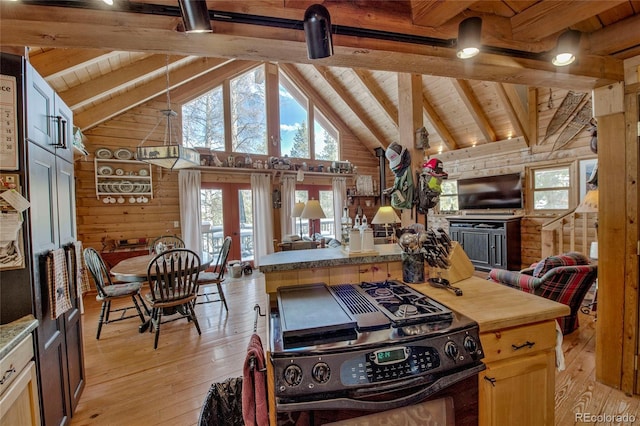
[[430, 87, 597, 268], [76, 66, 380, 251]]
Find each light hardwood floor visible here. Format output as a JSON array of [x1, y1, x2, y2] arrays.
[[70, 274, 639, 425]]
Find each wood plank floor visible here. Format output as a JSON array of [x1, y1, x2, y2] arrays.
[[70, 274, 639, 425]]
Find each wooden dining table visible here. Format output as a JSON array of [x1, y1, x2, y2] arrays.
[[110, 252, 213, 283], [110, 251, 213, 333]]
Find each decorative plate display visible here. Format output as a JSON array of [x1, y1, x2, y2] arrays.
[[115, 168, 125, 176], [95, 148, 113, 159], [138, 168, 149, 176], [98, 165, 113, 176], [119, 181, 134, 193], [114, 148, 133, 160]]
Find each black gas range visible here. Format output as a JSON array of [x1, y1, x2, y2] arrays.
[[270, 280, 485, 413]]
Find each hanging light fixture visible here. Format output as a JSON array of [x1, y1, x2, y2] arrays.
[[304, 4, 333, 59], [552, 29, 581, 66], [456, 17, 482, 59], [137, 56, 200, 170], [178, 0, 213, 33]]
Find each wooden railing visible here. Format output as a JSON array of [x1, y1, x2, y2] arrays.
[[540, 209, 597, 258]]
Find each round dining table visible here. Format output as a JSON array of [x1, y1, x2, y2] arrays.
[[110, 252, 213, 283], [110, 251, 213, 333]]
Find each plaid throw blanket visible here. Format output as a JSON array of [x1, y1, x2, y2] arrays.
[[47, 248, 72, 319]]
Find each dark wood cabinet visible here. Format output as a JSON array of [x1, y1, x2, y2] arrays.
[[23, 58, 85, 426], [447, 216, 522, 271]]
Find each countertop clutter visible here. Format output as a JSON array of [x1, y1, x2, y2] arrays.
[[0, 314, 38, 359]]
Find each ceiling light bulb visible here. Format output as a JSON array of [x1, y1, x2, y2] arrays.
[[178, 0, 213, 33], [552, 29, 581, 66], [456, 17, 482, 59], [102, 0, 113, 4]]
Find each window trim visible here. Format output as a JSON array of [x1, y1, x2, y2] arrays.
[[527, 162, 577, 214]]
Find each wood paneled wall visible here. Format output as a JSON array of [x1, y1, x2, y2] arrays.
[[76, 83, 379, 251]]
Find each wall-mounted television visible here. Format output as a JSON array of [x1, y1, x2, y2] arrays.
[[457, 173, 523, 210]]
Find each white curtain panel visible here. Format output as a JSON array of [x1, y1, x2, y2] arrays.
[[251, 173, 274, 267], [281, 175, 297, 240], [333, 177, 347, 242], [178, 170, 202, 255]]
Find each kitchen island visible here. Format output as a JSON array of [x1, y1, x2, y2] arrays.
[[260, 250, 569, 426]]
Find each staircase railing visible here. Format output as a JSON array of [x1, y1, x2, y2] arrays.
[[540, 209, 597, 258]]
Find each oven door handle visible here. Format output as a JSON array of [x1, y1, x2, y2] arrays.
[[276, 363, 486, 412]]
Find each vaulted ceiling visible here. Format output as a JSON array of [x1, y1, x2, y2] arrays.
[[2, 0, 639, 155]]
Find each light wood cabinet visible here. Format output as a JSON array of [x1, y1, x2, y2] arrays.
[[0, 334, 41, 426], [478, 320, 557, 426]]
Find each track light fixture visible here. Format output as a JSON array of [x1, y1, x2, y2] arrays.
[[178, 0, 213, 33], [303, 4, 333, 59], [552, 29, 581, 66], [456, 17, 482, 59]]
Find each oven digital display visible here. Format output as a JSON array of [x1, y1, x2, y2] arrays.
[[374, 347, 407, 364]]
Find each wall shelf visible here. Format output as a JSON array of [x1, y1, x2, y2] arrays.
[[94, 158, 153, 201]]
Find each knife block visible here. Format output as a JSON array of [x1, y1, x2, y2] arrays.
[[426, 242, 474, 284]]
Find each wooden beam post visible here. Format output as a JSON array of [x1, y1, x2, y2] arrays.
[[397, 73, 423, 226]]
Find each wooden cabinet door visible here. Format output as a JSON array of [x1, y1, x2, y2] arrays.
[[479, 350, 555, 426], [26, 64, 55, 152], [0, 362, 41, 426], [53, 94, 74, 163], [56, 158, 77, 247]]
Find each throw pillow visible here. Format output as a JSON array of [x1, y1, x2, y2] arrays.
[[532, 251, 590, 278]]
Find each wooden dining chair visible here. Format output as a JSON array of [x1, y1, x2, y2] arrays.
[[83, 247, 148, 339], [146, 248, 201, 349], [195, 236, 232, 310], [149, 235, 185, 254]]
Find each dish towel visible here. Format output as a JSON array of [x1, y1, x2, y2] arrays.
[[71, 241, 91, 294], [47, 248, 72, 319], [242, 333, 268, 426], [555, 320, 566, 371]]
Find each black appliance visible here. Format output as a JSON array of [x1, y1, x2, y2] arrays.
[[270, 280, 485, 424]]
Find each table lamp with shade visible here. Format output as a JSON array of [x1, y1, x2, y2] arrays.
[[301, 199, 326, 241], [291, 201, 306, 238], [371, 206, 401, 243]]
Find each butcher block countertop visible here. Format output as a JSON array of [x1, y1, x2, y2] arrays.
[[409, 276, 570, 332]]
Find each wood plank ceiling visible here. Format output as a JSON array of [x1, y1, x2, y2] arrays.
[[1, 0, 639, 156]]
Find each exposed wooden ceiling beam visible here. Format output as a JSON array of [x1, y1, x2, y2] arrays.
[[28, 48, 116, 79], [511, 0, 627, 42], [494, 83, 529, 145], [587, 13, 640, 57], [59, 55, 187, 109], [450, 79, 497, 143], [0, 2, 624, 91], [75, 57, 231, 130], [352, 68, 398, 128], [421, 94, 458, 151], [410, 1, 478, 27], [313, 65, 387, 149]]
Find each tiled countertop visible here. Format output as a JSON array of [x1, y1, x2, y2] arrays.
[[258, 244, 404, 273], [0, 314, 38, 359]]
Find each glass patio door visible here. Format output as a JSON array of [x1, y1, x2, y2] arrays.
[[201, 183, 253, 265]]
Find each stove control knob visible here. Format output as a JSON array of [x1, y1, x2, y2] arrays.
[[283, 364, 303, 387], [312, 362, 331, 384], [464, 336, 479, 355], [444, 341, 459, 361]]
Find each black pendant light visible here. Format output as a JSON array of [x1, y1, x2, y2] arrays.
[[456, 17, 482, 59], [552, 29, 581, 66], [304, 4, 333, 59], [178, 0, 212, 33]]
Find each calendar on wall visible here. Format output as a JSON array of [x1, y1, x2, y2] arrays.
[[0, 74, 19, 170]]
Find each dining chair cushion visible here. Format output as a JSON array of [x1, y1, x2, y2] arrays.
[[97, 282, 143, 300], [197, 272, 220, 283]]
